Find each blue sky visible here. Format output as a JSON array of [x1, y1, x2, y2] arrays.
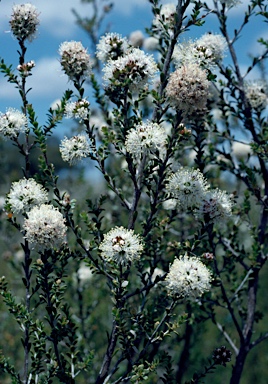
[[0, 0, 267, 127]]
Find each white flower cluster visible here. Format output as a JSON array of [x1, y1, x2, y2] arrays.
[[196, 189, 233, 221], [65, 99, 90, 122], [99, 226, 144, 265], [166, 167, 233, 223], [59, 135, 92, 165], [10, 3, 39, 42], [166, 63, 210, 116], [17, 60, 35, 76], [0, 108, 27, 138], [166, 168, 209, 209], [245, 81, 268, 110], [96, 33, 130, 62], [153, 3, 176, 33], [173, 34, 226, 69], [173, 42, 207, 68], [165, 255, 212, 299], [23, 204, 67, 250], [196, 33, 227, 63], [125, 121, 168, 162], [6, 178, 48, 213], [59, 41, 92, 81], [103, 48, 157, 92]]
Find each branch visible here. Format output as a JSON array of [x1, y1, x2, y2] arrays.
[[207, 228, 245, 344], [96, 320, 118, 384], [216, 322, 239, 356], [220, 237, 250, 271], [250, 332, 268, 349], [230, 269, 253, 303]]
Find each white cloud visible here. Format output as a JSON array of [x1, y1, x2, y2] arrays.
[[192, 0, 249, 15], [0, 0, 91, 38], [0, 57, 78, 104], [27, 57, 72, 98], [112, 0, 149, 15], [0, 0, 150, 38], [0, 0, 253, 42]]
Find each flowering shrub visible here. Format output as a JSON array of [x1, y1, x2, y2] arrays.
[[0, 1, 268, 384]]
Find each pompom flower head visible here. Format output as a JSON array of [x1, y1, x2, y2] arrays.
[[173, 40, 211, 68], [65, 99, 90, 122], [165, 255, 212, 299], [173, 34, 226, 69], [96, 32, 130, 62], [166, 63, 210, 116], [103, 48, 157, 92], [196, 33, 227, 64], [245, 81, 268, 110], [6, 178, 48, 214], [0, 108, 27, 138], [23, 204, 67, 250], [166, 168, 209, 209], [10, 3, 40, 42], [197, 189, 233, 223], [59, 135, 92, 165], [99, 226, 143, 265], [59, 41, 92, 81], [153, 3, 177, 33], [125, 121, 168, 162]]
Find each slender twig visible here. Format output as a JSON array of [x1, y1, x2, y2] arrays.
[[207, 228, 244, 344], [127, 153, 147, 230], [22, 241, 31, 384], [112, 300, 177, 384], [212, 3, 268, 382], [220, 237, 250, 271], [96, 321, 118, 384], [216, 322, 239, 356], [250, 332, 268, 349], [152, 0, 185, 122], [230, 269, 253, 303]]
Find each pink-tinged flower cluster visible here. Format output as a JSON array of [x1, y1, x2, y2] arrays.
[[59, 41, 92, 81], [166, 63, 210, 116], [17, 60, 35, 77]]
